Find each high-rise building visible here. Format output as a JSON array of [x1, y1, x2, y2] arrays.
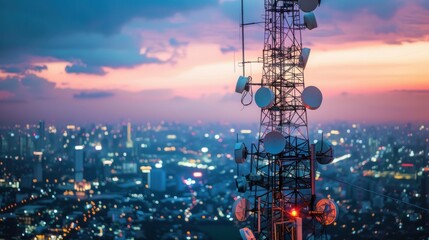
[[75, 146, 85, 182], [422, 171, 429, 216], [36, 120, 46, 151], [126, 122, 133, 149], [32, 151, 43, 183], [149, 168, 166, 192]]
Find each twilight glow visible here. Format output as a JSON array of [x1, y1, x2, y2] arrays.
[[1, 0, 429, 124]]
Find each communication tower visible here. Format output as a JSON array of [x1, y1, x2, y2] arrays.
[[232, 0, 336, 239]]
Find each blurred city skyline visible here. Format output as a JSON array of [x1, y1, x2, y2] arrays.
[[1, 0, 429, 124]]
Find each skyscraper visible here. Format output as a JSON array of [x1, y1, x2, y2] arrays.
[[36, 120, 45, 151], [75, 145, 84, 182], [126, 122, 133, 149], [149, 168, 166, 192], [32, 151, 43, 183]]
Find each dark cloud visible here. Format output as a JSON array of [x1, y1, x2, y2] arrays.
[[0, 78, 20, 92], [21, 74, 56, 93], [170, 96, 190, 102], [374, 25, 397, 35], [39, 34, 162, 70], [73, 91, 114, 99], [220, 46, 238, 54], [420, 0, 429, 10], [0, 0, 218, 73], [0, 74, 56, 101], [0, 0, 218, 49], [0, 65, 47, 74], [65, 64, 106, 75], [391, 89, 429, 94], [301, 1, 429, 45], [218, 0, 429, 46], [220, 0, 264, 24], [323, 0, 404, 20], [169, 38, 188, 47], [140, 89, 176, 101]]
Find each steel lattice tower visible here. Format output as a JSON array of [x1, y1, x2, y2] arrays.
[[255, 1, 311, 239], [233, 1, 327, 240]]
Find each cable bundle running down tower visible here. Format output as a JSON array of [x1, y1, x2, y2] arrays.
[[232, 1, 336, 239]]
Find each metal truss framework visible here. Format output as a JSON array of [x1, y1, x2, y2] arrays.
[[250, 1, 312, 239]]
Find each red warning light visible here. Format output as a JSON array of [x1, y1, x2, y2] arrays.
[[290, 209, 298, 217]]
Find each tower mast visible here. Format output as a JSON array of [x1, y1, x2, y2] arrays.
[[255, 1, 310, 239], [233, 1, 326, 239]]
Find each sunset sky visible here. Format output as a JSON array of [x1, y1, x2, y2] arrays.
[[1, 0, 428, 125]]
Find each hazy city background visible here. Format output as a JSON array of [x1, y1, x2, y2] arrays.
[[0, 121, 428, 239]]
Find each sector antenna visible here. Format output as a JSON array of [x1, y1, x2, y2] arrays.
[[232, 0, 335, 239]]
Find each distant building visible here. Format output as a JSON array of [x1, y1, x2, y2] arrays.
[[126, 122, 133, 149], [36, 120, 45, 151], [20, 175, 33, 189], [149, 168, 166, 192], [122, 162, 137, 174], [32, 151, 43, 183], [75, 146, 85, 182]]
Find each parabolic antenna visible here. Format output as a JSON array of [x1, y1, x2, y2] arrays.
[[263, 131, 286, 154], [315, 140, 334, 164], [255, 87, 275, 109], [232, 198, 250, 222], [304, 12, 318, 30], [315, 199, 338, 225], [302, 86, 322, 110], [236, 76, 250, 93], [239, 227, 256, 240], [234, 142, 248, 164], [298, 48, 311, 69], [298, 0, 319, 13]]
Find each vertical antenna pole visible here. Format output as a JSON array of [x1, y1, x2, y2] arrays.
[[258, 197, 261, 233], [241, 0, 245, 76], [310, 144, 316, 211]]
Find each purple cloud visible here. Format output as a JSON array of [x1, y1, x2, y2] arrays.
[[0, 65, 47, 74], [73, 91, 114, 99], [0, 74, 56, 102], [65, 64, 106, 75], [220, 46, 238, 54]]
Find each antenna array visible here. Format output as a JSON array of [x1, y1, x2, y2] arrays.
[[232, 1, 336, 239]]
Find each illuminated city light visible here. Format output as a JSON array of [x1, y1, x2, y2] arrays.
[[167, 134, 177, 139], [240, 129, 252, 134], [75, 145, 84, 150]]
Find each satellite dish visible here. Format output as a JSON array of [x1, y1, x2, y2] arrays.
[[255, 87, 275, 109], [263, 131, 285, 154], [232, 198, 250, 222], [315, 199, 338, 225], [304, 12, 318, 30], [298, 48, 311, 69], [239, 227, 256, 240], [302, 86, 322, 110], [236, 76, 250, 93], [234, 142, 248, 164], [298, 0, 319, 13], [315, 140, 334, 164]]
